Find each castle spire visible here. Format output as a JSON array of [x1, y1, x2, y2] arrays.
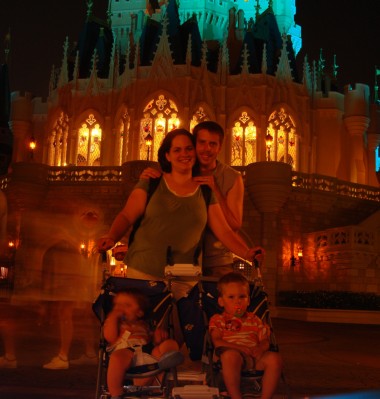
[[261, 43, 267, 74], [201, 41, 208, 69], [275, 34, 292, 82], [186, 34, 192, 73], [48, 65, 56, 96], [150, 15, 175, 78], [86, 0, 93, 20], [217, 39, 229, 85], [4, 28, 11, 64], [73, 51, 79, 82], [241, 43, 249, 75], [255, 0, 261, 20], [302, 55, 312, 94], [107, 0, 113, 26], [57, 36, 69, 87]]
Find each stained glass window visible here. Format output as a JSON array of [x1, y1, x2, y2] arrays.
[[77, 114, 102, 166], [231, 112, 257, 166], [48, 112, 68, 166], [267, 108, 297, 168], [190, 106, 209, 132], [140, 95, 179, 160]]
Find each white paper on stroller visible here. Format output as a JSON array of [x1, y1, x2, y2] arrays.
[[164, 264, 202, 277], [172, 385, 219, 399]]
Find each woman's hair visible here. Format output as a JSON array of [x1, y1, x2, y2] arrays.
[[217, 272, 250, 296], [115, 287, 150, 316], [157, 128, 196, 173]]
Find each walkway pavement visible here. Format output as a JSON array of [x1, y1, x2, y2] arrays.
[[0, 303, 379, 399]]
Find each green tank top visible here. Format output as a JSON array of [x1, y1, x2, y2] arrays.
[[126, 178, 213, 278]]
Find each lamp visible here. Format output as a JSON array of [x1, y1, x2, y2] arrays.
[[29, 136, 37, 159], [290, 247, 303, 267], [265, 132, 273, 161], [144, 133, 153, 160], [80, 242, 86, 255]]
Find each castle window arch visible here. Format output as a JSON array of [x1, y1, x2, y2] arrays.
[[47, 112, 69, 166], [267, 108, 298, 169], [139, 94, 180, 161], [230, 111, 257, 166], [190, 106, 210, 132], [76, 114, 102, 166]]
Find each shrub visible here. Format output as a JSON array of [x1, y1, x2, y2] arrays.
[[277, 291, 380, 310]]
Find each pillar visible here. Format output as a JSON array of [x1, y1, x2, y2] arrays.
[[246, 161, 292, 304]]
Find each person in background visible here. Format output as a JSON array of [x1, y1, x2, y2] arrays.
[[209, 272, 283, 399]]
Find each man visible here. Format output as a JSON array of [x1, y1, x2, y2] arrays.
[[141, 121, 258, 277], [191, 121, 244, 276]]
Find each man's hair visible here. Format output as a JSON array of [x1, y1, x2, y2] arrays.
[[115, 287, 150, 316], [193, 121, 224, 145], [217, 272, 250, 296], [157, 128, 196, 173]]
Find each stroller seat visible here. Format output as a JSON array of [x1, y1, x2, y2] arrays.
[[176, 262, 287, 399], [92, 276, 184, 399]]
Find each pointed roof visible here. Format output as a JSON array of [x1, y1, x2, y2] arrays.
[[150, 16, 175, 78], [58, 37, 69, 87], [275, 34, 293, 82]]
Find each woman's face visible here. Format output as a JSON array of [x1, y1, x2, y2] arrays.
[[165, 134, 196, 172]]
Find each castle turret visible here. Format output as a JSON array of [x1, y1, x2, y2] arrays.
[[343, 83, 370, 184]]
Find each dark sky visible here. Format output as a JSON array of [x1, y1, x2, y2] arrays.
[[1, 0, 379, 99]]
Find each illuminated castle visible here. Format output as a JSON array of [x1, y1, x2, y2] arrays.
[[1, 0, 379, 312]]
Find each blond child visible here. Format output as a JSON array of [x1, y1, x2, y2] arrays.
[[209, 273, 283, 399], [104, 287, 178, 399]]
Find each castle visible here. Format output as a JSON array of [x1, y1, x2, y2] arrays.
[[1, 0, 379, 311]]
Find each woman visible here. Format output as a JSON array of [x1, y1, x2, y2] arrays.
[[97, 129, 260, 283]]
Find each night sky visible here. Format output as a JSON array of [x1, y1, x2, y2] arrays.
[[0, 0, 379, 99]]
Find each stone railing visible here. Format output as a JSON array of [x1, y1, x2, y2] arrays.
[[47, 166, 123, 183], [1, 163, 380, 203], [291, 171, 380, 202], [310, 225, 377, 252]]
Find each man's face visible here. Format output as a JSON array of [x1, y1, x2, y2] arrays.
[[195, 129, 222, 169]]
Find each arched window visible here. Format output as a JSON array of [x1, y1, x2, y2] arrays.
[[230, 111, 257, 166], [139, 95, 179, 161], [77, 114, 102, 166], [48, 112, 69, 166], [266, 108, 297, 168], [190, 106, 210, 132]]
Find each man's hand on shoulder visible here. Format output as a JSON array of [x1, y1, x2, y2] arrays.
[[140, 167, 162, 180], [193, 175, 216, 191]]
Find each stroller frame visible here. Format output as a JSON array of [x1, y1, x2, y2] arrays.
[[92, 276, 183, 399], [179, 258, 289, 399]]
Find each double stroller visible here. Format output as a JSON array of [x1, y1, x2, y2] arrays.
[[92, 260, 284, 399]]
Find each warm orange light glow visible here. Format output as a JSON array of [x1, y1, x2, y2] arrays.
[[29, 137, 37, 150], [297, 247, 303, 258], [145, 133, 153, 147]]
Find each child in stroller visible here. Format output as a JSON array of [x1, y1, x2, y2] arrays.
[[209, 272, 283, 399], [104, 287, 179, 399]]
